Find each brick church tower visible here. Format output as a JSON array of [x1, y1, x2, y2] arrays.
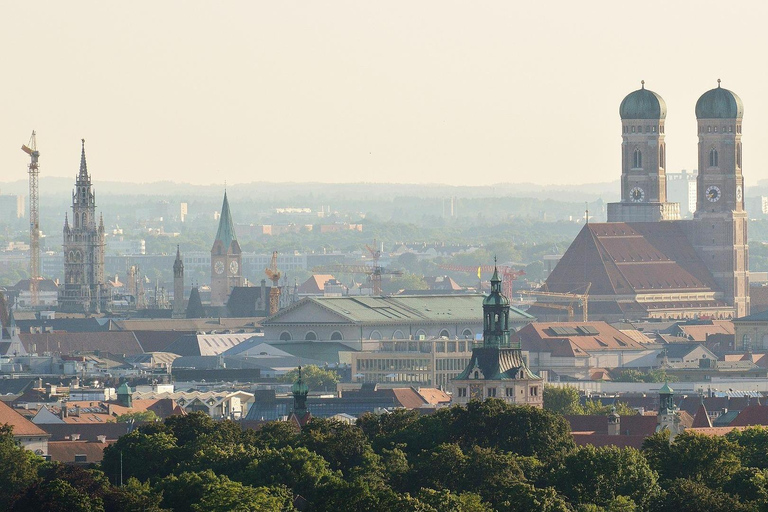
[[210, 192, 242, 307]]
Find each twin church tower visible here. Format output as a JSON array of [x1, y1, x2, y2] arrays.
[[607, 81, 749, 317]]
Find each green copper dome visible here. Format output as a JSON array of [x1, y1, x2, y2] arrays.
[[695, 82, 743, 119], [620, 83, 667, 120], [659, 382, 674, 395], [483, 268, 509, 306]]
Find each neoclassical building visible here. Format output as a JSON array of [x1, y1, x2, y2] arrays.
[[539, 81, 749, 321], [58, 140, 108, 313]]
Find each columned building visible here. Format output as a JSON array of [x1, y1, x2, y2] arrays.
[[210, 192, 242, 307], [451, 267, 543, 407], [59, 140, 108, 313]]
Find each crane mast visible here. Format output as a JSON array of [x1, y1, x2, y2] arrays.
[[265, 251, 282, 315], [21, 131, 40, 307]]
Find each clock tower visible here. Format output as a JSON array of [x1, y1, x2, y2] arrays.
[[607, 82, 680, 222], [688, 81, 749, 317], [210, 191, 242, 307]]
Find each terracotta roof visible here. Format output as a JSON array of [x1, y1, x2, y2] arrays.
[[19, 332, 143, 356], [678, 323, 734, 342], [686, 426, 747, 436], [565, 415, 658, 436], [391, 388, 428, 409], [730, 405, 768, 427], [572, 432, 647, 449], [416, 388, 451, 405], [47, 440, 112, 463], [544, 223, 721, 316], [692, 404, 713, 428], [298, 275, 336, 295], [517, 322, 648, 356], [0, 400, 49, 437]]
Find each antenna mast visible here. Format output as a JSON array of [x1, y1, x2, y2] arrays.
[[21, 131, 40, 307]]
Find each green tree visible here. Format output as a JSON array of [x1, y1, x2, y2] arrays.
[[299, 418, 374, 475], [0, 425, 41, 506], [102, 430, 178, 483], [416, 488, 493, 512], [115, 410, 159, 423], [726, 426, 768, 469], [12, 478, 101, 512], [191, 479, 294, 512], [656, 478, 752, 512], [552, 445, 660, 510], [543, 386, 582, 415], [277, 365, 340, 391]]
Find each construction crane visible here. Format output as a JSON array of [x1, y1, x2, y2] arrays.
[[518, 283, 591, 322], [265, 251, 282, 315], [438, 264, 525, 298], [21, 131, 40, 307], [313, 240, 402, 295]]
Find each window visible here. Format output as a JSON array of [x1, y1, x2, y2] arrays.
[[487, 387, 497, 398], [439, 329, 450, 339], [633, 148, 642, 168], [659, 145, 665, 168], [737, 143, 742, 168], [631, 126, 636, 133], [742, 334, 752, 350], [330, 331, 343, 341], [305, 331, 317, 341], [370, 330, 383, 340], [652, 126, 656, 133], [457, 387, 467, 398], [279, 331, 292, 341], [462, 329, 473, 339], [505, 387, 514, 397], [709, 148, 719, 167], [392, 330, 405, 339], [530, 386, 539, 397]]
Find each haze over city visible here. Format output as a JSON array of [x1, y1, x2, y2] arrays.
[[3, 1, 768, 186]]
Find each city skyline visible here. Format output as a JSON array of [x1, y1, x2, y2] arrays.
[[2, 2, 768, 186]]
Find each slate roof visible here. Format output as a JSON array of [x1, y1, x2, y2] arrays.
[[132, 331, 191, 353], [111, 318, 261, 332], [456, 347, 540, 380], [39, 422, 132, 442], [545, 222, 721, 296], [660, 343, 716, 360], [734, 309, 768, 322], [19, 332, 143, 356], [0, 378, 35, 397], [0, 400, 50, 437], [266, 295, 531, 326], [227, 286, 270, 317]]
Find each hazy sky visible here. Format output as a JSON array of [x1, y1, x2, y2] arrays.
[[2, 1, 768, 187]]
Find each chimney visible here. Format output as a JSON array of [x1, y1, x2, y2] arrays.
[[75, 405, 81, 417], [607, 407, 620, 436], [70, 433, 80, 441], [61, 401, 69, 418], [96, 435, 106, 444]]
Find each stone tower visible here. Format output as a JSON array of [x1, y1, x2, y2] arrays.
[[210, 191, 242, 307], [451, 264, 543, 407], [173, 245, 185, 318], [607, 82, 680, 222], [688, 81, 749, 317], [59, 140, 108, 313]]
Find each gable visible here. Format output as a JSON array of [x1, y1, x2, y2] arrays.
[[263, 300, 354, 325]]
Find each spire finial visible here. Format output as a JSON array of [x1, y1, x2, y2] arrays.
[[717, 78, 721, 88], [641, 80, 645, 89]]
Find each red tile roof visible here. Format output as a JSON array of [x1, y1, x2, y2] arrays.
[[572, 432, 647, 449], [391, 388, 428, 409], [19, 332, 143, 356], [516, 322, 648, 356], [0, 400, 49, 437], [692, 404, 713, 428], [729, 405, 768, 427], [416, 388, 451, 405]]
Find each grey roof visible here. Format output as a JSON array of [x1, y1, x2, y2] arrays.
[[620, 86, 667, 120], [660, 342, 713, 359], [695, 84, 743, 119], [734, 309, 768, 322], [456, 346, 540, 380]]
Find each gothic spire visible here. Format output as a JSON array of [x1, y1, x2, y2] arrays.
[[63, 212, 70, 232], [215, 191, 237, 250], [78, 139, 89, 182]]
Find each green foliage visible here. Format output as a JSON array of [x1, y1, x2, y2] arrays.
[[102, 430, 179, 483], [115, 410, 159, 423], [551, 445, 660, 510], [544, 386, 636, 416], [726, 426, 768, 469], [656, 478, 753, 512], [0, 425, 41, 506], [614, 369, 678, 383], [277, 365, 340, 391]]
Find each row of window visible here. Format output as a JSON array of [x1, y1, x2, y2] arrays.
[[701, 125, 742, 134], [455, 386, 539, 398], [630, 146, 665, 169], [279, 331, 344, 341], [279, 329, 475, 342], [624, 125, 664, 134]]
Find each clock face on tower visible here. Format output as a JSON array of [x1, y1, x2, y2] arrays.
[[737, 186, 743, 202], [230, 260, 239, 274], [706, 185, 721, 202], [214, 260, 225, 274], [629, 187, 645, 202]]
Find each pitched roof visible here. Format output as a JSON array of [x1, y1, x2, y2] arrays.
[[48, 440, 111, 464], [677, 322, 734, 341], [516, 322, 648, 356], [391, 388, 428, 409], [545, 222, 720, 295], [214, 192, 238, 249], [730, 405, 768, 427], [298, 275, 336, 295], [416, 388, 451, 405], [661, 343, 717, 360], [0, 400, 50, 436], [164, 333, 254, 356], [572, 433, 647, 449], [266, 295, 531, 326], [38, 422, 131, 442], [456, 346, 540, 380], [692, 404, 713, 428], [227, 286, 270, 317], [14, 279, 60, 292], [19, 332, 143, 356], [565, 414, 658, 436]]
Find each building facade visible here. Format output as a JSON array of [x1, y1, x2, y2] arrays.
[[210, 192, 242, 307], [451, 268, 543, 407], [58, 140, 108, 313]]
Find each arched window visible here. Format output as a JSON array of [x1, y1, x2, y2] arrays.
[[710, 147, 719, 167], [304, 331, 317, 341], [462, 329, 473, 339], [737, 143, 742, 168], [633, 148, 642, 168], [659, 145, 665, 169], [392, 330, 405, 340], [330, 331, 343, 341], [279, 331, 292, 341], [439, 329, 450, 339], [369, 330, 383, 340], [415, 329, 427, 339], [82, 213, 86, 227]]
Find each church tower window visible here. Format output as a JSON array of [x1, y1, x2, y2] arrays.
[[737, 144, 742, 168], [659, 145, 665, 169], [633, 148, 642, 169], [709, 148, 719, 167]]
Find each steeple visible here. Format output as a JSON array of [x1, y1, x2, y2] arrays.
[[482, 259, 512, 348], [215, 191, 237, 251], [292, 366, 309, 416], [78, 139, 90, 184], [63, 212, 70, 232], [174, 245, 184, 276]]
